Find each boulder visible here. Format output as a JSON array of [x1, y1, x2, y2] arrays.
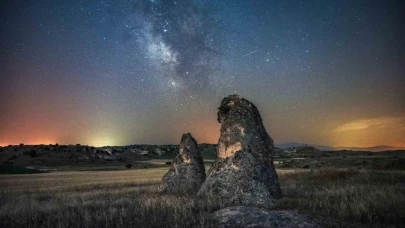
[[212, 206, 321, 228], [160, 133, 206, 194], [197, 94, 281, 207]]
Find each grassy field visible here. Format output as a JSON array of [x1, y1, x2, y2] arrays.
[[1, 165, 404, 228], [0, 167, 220, 228]]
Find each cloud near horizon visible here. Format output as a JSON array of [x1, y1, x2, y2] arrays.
[[334, 116, 405, 133]]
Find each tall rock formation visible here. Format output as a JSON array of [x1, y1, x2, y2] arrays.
[[198, 94, 281, 207], [160, 133, 206, 194]]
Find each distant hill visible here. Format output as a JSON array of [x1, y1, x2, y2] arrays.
[[333, 145, 405, 152], [274, 145, 325, 157], [375, 150, 405, 156], [275, 142, 405, 152], [295, 146, 322, 154], [0, 144, 218, 171], [275, 142, 333, 151]]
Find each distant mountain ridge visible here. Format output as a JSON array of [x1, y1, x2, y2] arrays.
[[275, 142, 405, 152], [332, 145, 405, 152], [275, 142, 333, 151]]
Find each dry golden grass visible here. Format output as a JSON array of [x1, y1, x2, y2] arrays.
[[0, 168, 404, 228], [278, 168, 405, 227], [0, 168, 167, 193], [0, 168, 220, 228]]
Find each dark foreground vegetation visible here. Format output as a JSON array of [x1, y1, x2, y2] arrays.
[[0, 164, 45, 174], [0, 167, 404, 228], [278, 168, 405, 227]]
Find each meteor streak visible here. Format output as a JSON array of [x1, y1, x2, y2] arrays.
[[242, 50, 258, 57]]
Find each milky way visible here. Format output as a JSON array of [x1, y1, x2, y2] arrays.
[[133, 0, 222, 93]]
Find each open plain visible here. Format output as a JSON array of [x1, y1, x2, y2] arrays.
[[1, 152, 405, 228]]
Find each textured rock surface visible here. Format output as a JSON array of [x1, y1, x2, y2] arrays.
[[198, 94, 281, 207], [212, 206, 321, 228], [160, 133, 206, 194]]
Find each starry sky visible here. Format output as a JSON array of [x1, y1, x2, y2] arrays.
[[1, 0, 404, 147]]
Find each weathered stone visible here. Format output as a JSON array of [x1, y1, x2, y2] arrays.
[[160, 133, 206, 194], [212, 206, 321, 228], [197, 94, 281, 207]]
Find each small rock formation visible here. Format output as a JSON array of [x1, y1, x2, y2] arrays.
[[197, 94, 281, 207], [212, 206, 321, 228], [160, 133, 206, 194]]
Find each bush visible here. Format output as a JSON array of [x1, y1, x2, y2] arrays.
[[0, 164, 44, 174], [125, 163, 133, 169], [375, 158, 405, 170], [30, 149, 37, 158]]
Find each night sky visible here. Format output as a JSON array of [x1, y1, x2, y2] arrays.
[[1, 0, 404, 147]]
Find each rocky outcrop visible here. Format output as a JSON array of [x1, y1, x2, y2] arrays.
[[160, 133, 206, 194], [212, 206, 321, 228], [197, 94, 281, 207]]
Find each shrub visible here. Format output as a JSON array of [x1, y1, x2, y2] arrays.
[[125, 163, 133, 169], [30, 149, 37, 158], [9, 155, 18, 160], [377, 158, 405, 170]]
